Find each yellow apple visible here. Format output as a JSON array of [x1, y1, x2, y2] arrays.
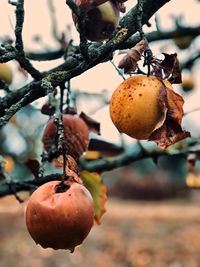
[[0, 63, 13, 84]]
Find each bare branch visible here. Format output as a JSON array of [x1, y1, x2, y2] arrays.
[[14, 0, 43, 79], [0, 0, 172, 124], [0, 142, 199, 197]]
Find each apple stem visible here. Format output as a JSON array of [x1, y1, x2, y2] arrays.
[[55, 181, 70, 193], [59, 83, 65, 113], [136, 0, 152, 76], [143, 49, 153, 76], [54, 115, 69, 182], [66, 80, 71, 108], [62, 145, 68, 182]]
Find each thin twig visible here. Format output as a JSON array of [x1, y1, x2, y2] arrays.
[[14, 0, 43, 79], [66, 0, 89, 60], [47, 0, 60, 42], [110, 61, 126, 80], [184, 107, 200, 117]]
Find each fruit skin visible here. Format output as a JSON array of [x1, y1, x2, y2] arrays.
[[42, 114, 89, 160], [109, 75, 172, 140], [72, 0, 120, 41], [0, 63, 13, 84], [25, 180, 94, 251]]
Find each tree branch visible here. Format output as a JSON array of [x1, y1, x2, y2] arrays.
[[0, 0, 171, 125], [79, 145, 183, 172], [122, 25, 200, 49], [0, 174, 62, 198], [14, 0, 43, 80], [1, 142, 199, 197]]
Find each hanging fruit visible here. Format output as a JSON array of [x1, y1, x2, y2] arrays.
[[25, 179, 94, 252], [72, 0, 121, 41], [42, 114, 90, 160]]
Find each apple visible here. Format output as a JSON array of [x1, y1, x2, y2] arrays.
[[72, 0, 120, 41], [110, 75, 173, 140], [0, 63, 13, 84], [42, 114, 89, 160], [25, 180, 94, 251]]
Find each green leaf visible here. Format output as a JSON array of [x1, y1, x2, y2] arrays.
[[80, 171, 107, 224]]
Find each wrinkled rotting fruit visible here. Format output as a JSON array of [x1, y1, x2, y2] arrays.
[[25, 180, 94, 251], [42, 114, 89, 160], [110, 75, 169, 140], [72, 0, 120, 41]]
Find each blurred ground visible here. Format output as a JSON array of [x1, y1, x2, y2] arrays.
[[1, 193, 200, 267]]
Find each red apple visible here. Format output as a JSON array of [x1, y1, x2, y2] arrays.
[[25, 180, 94, 251], [72, 0, 120, 41]]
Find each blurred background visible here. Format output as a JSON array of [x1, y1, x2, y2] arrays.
[[1, 0, 200, 266]]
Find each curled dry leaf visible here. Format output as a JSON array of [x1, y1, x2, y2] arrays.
[[118, 39, 148, 73], [151, 53, 182, 83], [161, 53, 182, 84], [52, 155, 78, 173], [52, 155, 82, 184], [149, 82, 190, 149], [80, 171, 107, 224]]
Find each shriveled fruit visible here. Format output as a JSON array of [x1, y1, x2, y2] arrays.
[[72, 0, 120, 41], [42, 114, 89, 159], [25, 180, 94, 251], [109, 75, 172, 140], [0, 63, 13, 84]]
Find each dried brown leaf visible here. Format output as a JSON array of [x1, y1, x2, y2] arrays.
[[150, 58, 163, 80], [150, 53, 182, 83], [80, 112, 100, 135], [149, 83, 190, 149], [169, 55, 182, 84], [161, 53, 182, 84], [118, 39, 148, 73], [52, 155, 78, 173]]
